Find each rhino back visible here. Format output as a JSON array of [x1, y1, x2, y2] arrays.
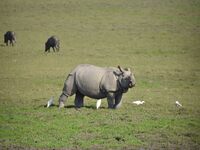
[[47, 36, 58, 46], [74, 64, 108, 99], [5, 31, 13, 39]]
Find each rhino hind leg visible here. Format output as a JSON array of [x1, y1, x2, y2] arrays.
[[59, 93, 68, 108], [74, 91, 84, 108], [59, 74, 77, 108]]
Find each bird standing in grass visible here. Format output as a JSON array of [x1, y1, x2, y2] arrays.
[[175, 101, 182, 107], [96, 99, 102, 109], [47, 96, 54, 108], [132, 100, 145, 105]]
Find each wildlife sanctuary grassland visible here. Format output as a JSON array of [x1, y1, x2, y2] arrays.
[[0, 0, 200, 149]]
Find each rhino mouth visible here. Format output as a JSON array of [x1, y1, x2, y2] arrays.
[[129, 83, 135, 88]]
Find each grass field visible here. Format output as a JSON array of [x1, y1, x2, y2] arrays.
[[0, 0, 200, 149]]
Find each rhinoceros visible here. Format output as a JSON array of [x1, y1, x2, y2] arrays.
[[59, 64, 136, 109], [4, 31, 16, 46], [45, 36, 60, 52]]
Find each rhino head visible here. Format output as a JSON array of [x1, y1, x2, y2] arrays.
[[45, 42, 50, 51], [115, 66, 136, 92], [4, 34, 7, 43]]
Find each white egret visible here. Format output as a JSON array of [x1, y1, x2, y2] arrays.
[[132, 100, 145, 105], [47, 96, 54, 108], [175, 101, 182, 107], [96, 99, 102, 109]]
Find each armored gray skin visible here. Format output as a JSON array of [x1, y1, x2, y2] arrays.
[[59, 64, 136, 109], [4, 31, 16, 46], [45, 36, 60, 52]]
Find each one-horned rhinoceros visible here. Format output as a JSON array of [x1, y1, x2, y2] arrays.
[[45, 36, 60, 52], [59, 64, 136, 109], [4, 31, 16, 46]]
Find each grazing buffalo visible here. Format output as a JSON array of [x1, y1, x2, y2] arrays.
[[45, 36, 60, 52], [59, 64, 136, 109], [4, 31, 16, 46]]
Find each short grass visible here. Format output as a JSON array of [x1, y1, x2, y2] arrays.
[[0, 0, 200, 149]]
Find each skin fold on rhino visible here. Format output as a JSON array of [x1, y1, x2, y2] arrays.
[[59, 64, 136, 109]]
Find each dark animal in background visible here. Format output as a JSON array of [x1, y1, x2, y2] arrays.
[[45, 36, 60, 52], [4, 31, 16, 46]]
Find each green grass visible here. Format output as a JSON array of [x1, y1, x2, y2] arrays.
[[0, 0, 200, 149]]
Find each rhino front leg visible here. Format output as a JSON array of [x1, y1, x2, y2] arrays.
[[52, 47, 55, 52], [11, 40, 14, 46], [74, 91, 84, 108], [114, 93, 123, 109], [107, 93, 115, 109], [56, 44, 59, 51]]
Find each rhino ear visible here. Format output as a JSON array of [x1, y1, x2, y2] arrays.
[[124, 68, 131, 72], [118, 65, 124, 73]]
